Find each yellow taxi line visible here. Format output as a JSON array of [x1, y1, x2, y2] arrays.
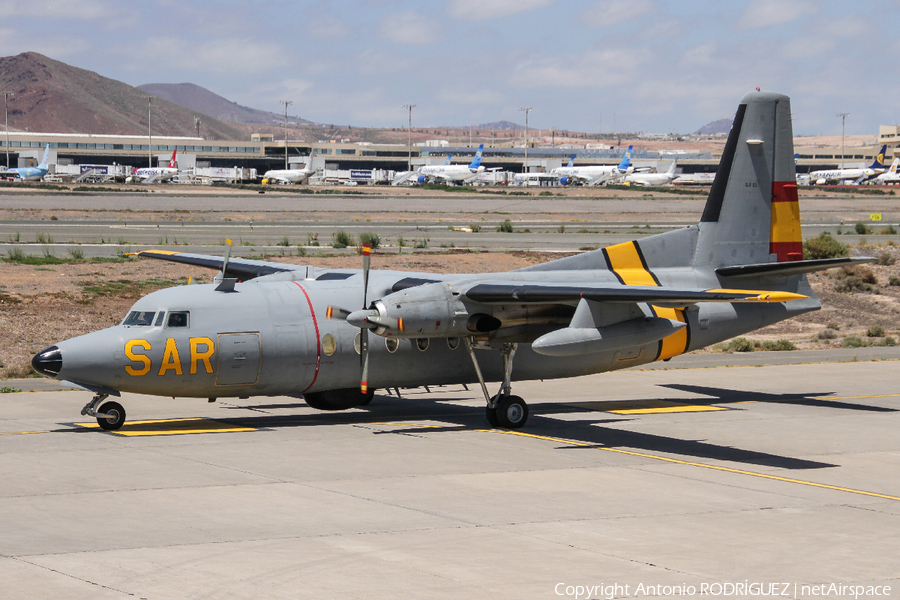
[[483, 429, 900, 502]]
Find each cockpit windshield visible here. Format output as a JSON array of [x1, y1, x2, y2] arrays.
[[123, 311, 156, 326]]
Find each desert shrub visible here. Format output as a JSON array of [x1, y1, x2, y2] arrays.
[[723, 337, 754, 352], [842, 336, 867, 348], [866, 325, 885, 337], [833, 266, 878, 293], [803, 232, 848, 259], [470, 223, 482, 233], [497, 219, 514, 233], [876, 253, 896, 266], [880, 336, 897, 346], [879, 225, 897, 235], [68, 247, 85, 260], [359, 232, 381, 250], [890, 276, 900, 286], [760, 340, 797, 351], [816, 329, 837, 340], [855, 222, 873, 235], [333, 230, 354, 248]]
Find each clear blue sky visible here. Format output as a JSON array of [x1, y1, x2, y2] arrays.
[[2, 0, 897, 136]]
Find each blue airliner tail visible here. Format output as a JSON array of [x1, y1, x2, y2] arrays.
[[468, 144, 484, 169], [616, 145, 633, 171], [38, 144, 50, 169], [870, 145, 887, 169], [567, 155, 575, 167]]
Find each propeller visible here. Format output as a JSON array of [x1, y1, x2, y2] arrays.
[[326, 244, 375, 394]]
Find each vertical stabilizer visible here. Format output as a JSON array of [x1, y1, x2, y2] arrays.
[[870, 145, 887, 170], [469, 144, 484, 169], [694, 91, 801, 267], [617, 145, 633, 171]]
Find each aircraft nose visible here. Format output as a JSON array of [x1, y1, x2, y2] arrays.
[[32, 345, 63, 377]]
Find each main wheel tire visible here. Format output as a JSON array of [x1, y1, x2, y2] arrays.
[[358, 389, 375, 406], [486, 404, 500, 428], [97, 401, 126, 431], [495, 395, 528, 429]]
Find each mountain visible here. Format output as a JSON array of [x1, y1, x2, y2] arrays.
[[0, 52, 246, 139], [137, 82, 316, 127], [694, 118, 731, 135], [461, 120, 523, 130]]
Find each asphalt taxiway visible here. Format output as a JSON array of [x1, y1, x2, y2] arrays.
[[1, 356, 899, 598]]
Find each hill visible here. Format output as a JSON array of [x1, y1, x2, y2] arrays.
[[694, 118, 731, 135], [0, 52, 247, 140], [137, 82, 316, 127]]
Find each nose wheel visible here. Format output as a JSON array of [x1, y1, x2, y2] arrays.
[[81, 394, 127, 431]]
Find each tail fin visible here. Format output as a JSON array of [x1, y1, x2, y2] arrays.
[[468, 144, 484, 169], [890, 157, 899, 174], [168, 148, 178, 168], [445, 154, 453, 165], [567, 155, 575, 167], [38, 144, 50, 169], [694, 91, 801, 267], [666, 160, 677, 176], [617, 145, 633, 171], [870, 145, 887, 169]]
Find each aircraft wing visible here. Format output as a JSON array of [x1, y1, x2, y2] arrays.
[[463, 283, 805, 307], [131, 249, 300, 281]]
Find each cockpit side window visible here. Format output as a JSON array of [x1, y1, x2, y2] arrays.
[[154, 312, 166, 327], [123, 311, 156, 326], [166, 311, 190, 328]]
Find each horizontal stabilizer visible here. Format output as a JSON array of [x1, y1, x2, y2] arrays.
[[463, 283, 806, 306], [716, 257, 875, 278]]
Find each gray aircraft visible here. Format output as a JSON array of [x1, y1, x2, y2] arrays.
[[32, 91, 871, 431]]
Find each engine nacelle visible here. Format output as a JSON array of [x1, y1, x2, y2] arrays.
[[367, 282, 484, 338], [416, 175, 428, 184], [559, 177, 570, 186]]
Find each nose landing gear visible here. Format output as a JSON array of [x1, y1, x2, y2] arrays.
[[81, 394, 127, 431]]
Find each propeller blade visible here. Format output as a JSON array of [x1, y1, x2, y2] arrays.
[[326, 306, 352, 320], [361, 243, 371, 309]]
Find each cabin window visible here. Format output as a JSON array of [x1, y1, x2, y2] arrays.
[[123, 311, 156, 326], [322, 334, 336, 356], [166, 311, 189, 328]]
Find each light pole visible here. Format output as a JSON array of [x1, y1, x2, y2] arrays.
[[145, 96, 153, 168], [1, 91, 12, 169], [279, 100, 293, 169], [403, 104, 416, 172], [837, 112, 849, 169], [519, 107, 532, 173]]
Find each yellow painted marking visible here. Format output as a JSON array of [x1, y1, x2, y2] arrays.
[[605, 241, 688, 361], [76, 418, 256, 436], [604, 242, 656, 287], [610, 405, 727, 415], [158, 338, 183, 376], [0, 430, 50, 435], [770, 201, 802, 243], [140, 250, 180, 256], [707, 289, 808, 303], [818, 393, 900, 401], [125, 339, 152, 376], [371, 422, 449, 429], [189, 337, 215, 375], [567, 399, 726, 414], [870, 213, 882, 222], [485, 430, 900, 502]]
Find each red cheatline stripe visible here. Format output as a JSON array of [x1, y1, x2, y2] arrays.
[[292, 282, 321, 393]]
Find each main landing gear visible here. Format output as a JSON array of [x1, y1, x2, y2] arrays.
[[464, 339, 529, 429], [81, 393, 127, 431]]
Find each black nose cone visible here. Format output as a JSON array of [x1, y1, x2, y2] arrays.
[[32, 346, 62, 377]]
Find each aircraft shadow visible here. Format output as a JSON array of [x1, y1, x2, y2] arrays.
[[207, 385, 859, 471]]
